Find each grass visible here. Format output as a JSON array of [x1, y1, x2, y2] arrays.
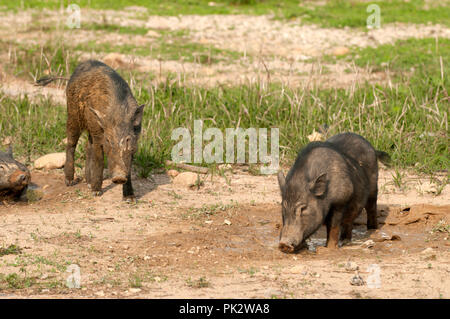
[[1, 0, 449, 27], [186, 276, 210, 288], [0, 22, 448, 176], [0, 245, 22, 257], [0, 272, 36, 289], [2, 39, 79, 81], [0, 66, 448, 175]]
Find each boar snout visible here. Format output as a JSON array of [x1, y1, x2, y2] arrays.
[[278, 241, 295, 253], [112, 173, 127, 184], [9, 170, 30, 187], [278, 232, 303, 253]]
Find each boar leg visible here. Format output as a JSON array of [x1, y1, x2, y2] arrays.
[[325, 210, 343, 249], [366, 194, 378, 229], [65, 126, 81, 186], [85, 134, 93, 188], [340, 202, 363, 244], [90, 137, 104, 196], [122, 171, 135, 201]]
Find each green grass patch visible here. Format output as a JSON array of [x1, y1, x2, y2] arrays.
[[1, 0, 449, 27], [0, 95, 67, 161], [2, 40, 80, 81], [0, 245, 22, 257], [81, 22, 148, 35], [75, 37, 242, 65], [0, 272, 36, 289], [1, 73, 448, 175]]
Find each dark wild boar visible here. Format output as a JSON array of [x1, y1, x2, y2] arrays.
[[58, 60, 144, 200], [0, 146, 31, 201], [277, 132, 390, 253]]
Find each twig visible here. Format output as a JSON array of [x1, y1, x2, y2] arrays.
[[165, 160, 208, 174]]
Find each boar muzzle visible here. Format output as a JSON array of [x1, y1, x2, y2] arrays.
[[112, 174, 127, 184], [278, 242, 295, 253]]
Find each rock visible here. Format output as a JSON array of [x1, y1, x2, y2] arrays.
[[307, 131, 324, 142], [2, 136, 12, 146], [350, 271, 365, 286], [173, 172, 199, 187], [103, 53, 126, 69], [34, 152, 66, 169], [224, 219, 231, 225], [146, 30, 160, 38], [421, 247, 434, 254], [95, 290, 105, 297], [333, 46, 350, 56], [289, 265, 305, 274], [167, 169, 179, 177], [218, 164, 232, 170], [129, 288, 141, 293], [361, 239, 375, 248], [345, 261, 359, 271]]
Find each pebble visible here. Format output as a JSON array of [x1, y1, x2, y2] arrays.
[[34, 152, 66, 169], [173, 172, 199, 187]]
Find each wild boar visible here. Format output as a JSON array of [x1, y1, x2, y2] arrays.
[[0, 146, 31, 201], [277, 132, 390, 253], [63, 60, 145, 200]]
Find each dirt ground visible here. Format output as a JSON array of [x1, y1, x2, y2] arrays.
[[0, 9, 449, 299], [0, 167, 449, 299]]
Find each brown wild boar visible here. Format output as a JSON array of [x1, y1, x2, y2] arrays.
[[60, 60, 144, 200]]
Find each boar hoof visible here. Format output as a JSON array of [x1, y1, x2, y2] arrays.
[[123, 195, 137, 203], [92, 190, 103, 197], [65, 177, 81, 186]]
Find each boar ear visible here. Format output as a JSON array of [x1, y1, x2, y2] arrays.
[[310, 173, 327, 197], [277, 171, 286, 193], [89, 107, 105, 129], [7, 145, 13, 157], [132, 104, 145, 126]]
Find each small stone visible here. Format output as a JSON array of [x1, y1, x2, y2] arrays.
[[95, 290, 105, 297], [361, 240, 375, 248], [103, 52, 126, 69], [129, 288, 141, 293], [173, 172, 199, 187], [307, 131, 325, 142], [224, 219, 231, 225], [290, 265, 304, 274], [345, 261, 359, 271], [205, 220, 213, 224], [333, 46, 350, 56], [34, 152, 66, 169], [421, 247, 434, 254], [350, 271, 365, 286], [218, 164, 232, 170], [146, 30, 160, 38], [2, 136, 12, 146], [144, 256, 151, 261], [167, 169, 179, 177]]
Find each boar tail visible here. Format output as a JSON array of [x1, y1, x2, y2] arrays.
[[35, 76, 69, 87], [375, 150, 391, 167]]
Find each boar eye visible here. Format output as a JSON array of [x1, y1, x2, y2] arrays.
[[295, 204, 307, 217]]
